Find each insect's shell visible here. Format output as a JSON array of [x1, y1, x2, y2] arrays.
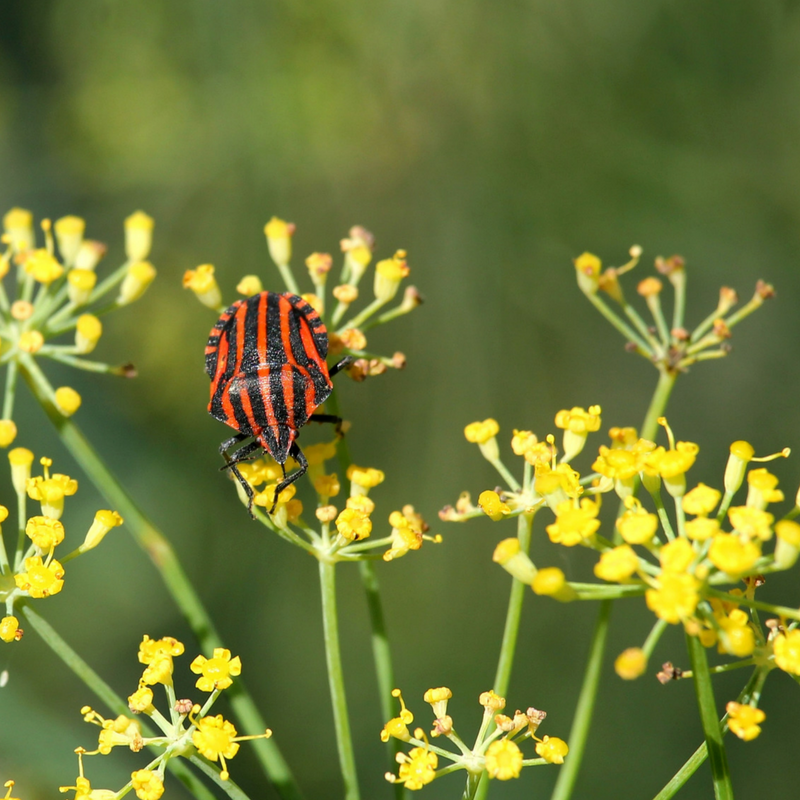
[[205, 291, 332, 463]]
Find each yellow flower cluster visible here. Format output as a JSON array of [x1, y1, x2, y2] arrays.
[[63, 635, 271, 798], [382, 687, 567, 790]]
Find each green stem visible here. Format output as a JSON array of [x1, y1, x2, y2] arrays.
[[685, 632, 733, 800], [276, 263, 301, 295], [461, 772, 483, 800], [319, 558, 361, 800], [640, 369, 677, 442], [704, 588, 800, 623], [584, 292, 652, 356], [327, 388, 404, 799], [20, 605, 219, 800], [3, 359, 18, 419], [549, 599, 612, 800], [18, 357, 304, 800], [653, 667, 764, 800]]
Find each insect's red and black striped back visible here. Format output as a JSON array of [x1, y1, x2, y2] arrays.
[[206, 292, 333, 462]]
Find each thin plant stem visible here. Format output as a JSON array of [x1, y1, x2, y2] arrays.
[[20, 605, 220, 800], [319, 558, 361, 800], [3, 359, 18, 419], [584, 292, 652, 356], [549, 367, 677, 800], [18, 356, 304, 800], [461, 772, 482, 800], [549, 599, 612, 800], [685, 632, 733, 800], [653, 666, 764, 800], [327, 388, 404, 800]]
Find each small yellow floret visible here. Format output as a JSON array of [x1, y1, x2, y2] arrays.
[[615, 647, 647, 680], [0, 616, 20, 643], [479, 490, 511, 521], [118, 261, 157, 305], [464, 419, 499, 445], [237, 275, 263, 296], [535, 735, 569, 764], [76, 314, 102, 353], [24, 249, 64, 284], [726, 702, 765, 741], [546, 499, 600, 546], [18, 330, 44, 354], [682, 483, 722, 516], [26, 515, 65, 550], [336, 507, 372, 541], [485, 739, 523, 780], [685, 516, 720, 542], [55, 387, 82, 417], [332, 284, 359, 304], [131, 768, 164, 800], [659, 538, 695, 573], [190, 648, 242, 692], [645, 572, 700, 624], [0, 420, 17, 448], [347, 465, 385, 489], [728, 506, 774, 541], [14, 555, 65, 598], [708, 533, 760, 577], [773, 629, 800, 675], [594, 545, 638, 582], [616, 508, 658, 544]]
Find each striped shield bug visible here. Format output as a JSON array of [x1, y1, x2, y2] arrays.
[[205, 291, 352, 514]]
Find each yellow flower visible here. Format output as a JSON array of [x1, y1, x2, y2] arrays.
[[381, 716, 412, 742], [264, 216, 295, 266], [464, 419, 500, 445], [305, 252, 333, 281], [15, 556, 65, 598], [555, 405, 601, 461], [616, 505, 658, 545], [485, 739, 523, 780], [643, 441, 698, 496], [26, 515, 65, 550], [82, 510, 124, 551], [183, 264, 222, 309], [24, 248, 64, 284], [0, 420, 17, 448], [124, 211, 154, 261], [726, 702, 765, 741], [423, 687, 452, 719], [479, 690, 506, 711], [130, 769, 164, 800], [708, 533, 760, 577], [253, 481, 296, 512], [746, 468, 783, 509], [3, 207, 34, 252], [347, 464, 384, 495], [128, 685, 154, 713], [0, 616, 20, 643], [236, 275, 264, 296], [313, 473, 341, 498], [574, 252, 602, 294], [546, 499, 600, 546], [773, 629, 800, 675], [374, 250, 410, 302], [682, 483, 722, 516], [383, 509, 425, 562], [75, 314, 102, 353], [19, 330, 44, 354], [66, 268, 97, 306], [717, 609, 755, 658], [138, 634, 184, 664], [190, 648, 242, 692], [594, 545, 638, 582], [659, 538, 695, 573], [685, 516, 720, 542], [9, 447, 34, 494], [534, 463, 582, 505], [478, 490, 511, 521], [117, 261, 156, 305], [396, 747, 438, 790], [55, 387, 82, 417], [645, 572, 700, 624], [75, 239, 107, 271], [192, 715, 241, 779], [728, 506, 773, 541], [27, 462, 78, 519], [332, 284, 359, 304], [336, 507, 372, 541], [615, 648, 647, 680], [593, 446, 640, 481], [531, 567, 577, 601], [54, 215, 85, 264], [775, 519, 800, 568], [511, 429, 537, 456], [493, 538, 536, 583], [535, 735, 569, 764], [95, 714, 141, 755]]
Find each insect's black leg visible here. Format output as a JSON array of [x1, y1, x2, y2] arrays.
[[219, 432, 249, 461], [329, 356, 356, 377], [229, 463, 257, 519], [220, 439, 263, 471], [270, 443, 308, 513], [308, 413, 345, 436]]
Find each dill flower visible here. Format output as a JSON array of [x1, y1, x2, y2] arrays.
[[485, 739, 523, 780], [614, 648, 647, 680], [190, 648, 242, 692], [546, 499, 600, 546], [708, 533, 760, 577], [0, 616, 20, 643], [192, 715, 243, 780], [594, 545, 638, 582], [682, 483, 722, 516], [478, 490, 511, 521], [727, 506, 774, 541], [15, 555, 65, 598], [773, 629, 800, 675], [726, 702, 765, 741], [535, 736, 569, 764], [130, 769, 163, 800], [395, 746, 438, 790], [554, 404, 601, 461], [645, 573, 700, 624]]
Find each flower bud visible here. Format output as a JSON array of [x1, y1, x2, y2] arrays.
[[373, 250, 410, 303], [54, 216, 85, 264], [67, 269, 97, 306], [531, 567, 577, 602], [306, 252, 332, 284], [264, 217, 295, 266], [725, 441, 754, 495], [0, 421, 17, 448], [75, 314, 102, 354], [82, 509, 124, 552], [24, 249, 63, 284], [117, 262, 156, 305], [183, 264, 222, 309], [19, 331, 44, 354], [9, 447, 34, 494], [54, 387, 82, 417], [3, 208, 34, 254], [493, 538, 537, 583], [124, 211, 154, 261], [332, 284, 358, 304], [75, 239, 107, 271], [775, 520, 800, 569], [574, 252, 602, 295], [237, 275, 263, 296]]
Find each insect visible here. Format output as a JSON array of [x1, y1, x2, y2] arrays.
[[205, 291, 352, 514]]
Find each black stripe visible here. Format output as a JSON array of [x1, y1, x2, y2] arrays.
[[266, 293, 291, 460], [227, 377, 254, 436], [210, 311, 241, 419], [240, 299, 271, 431], [286, 304, 310, 368], [292, 367, 309, 429]]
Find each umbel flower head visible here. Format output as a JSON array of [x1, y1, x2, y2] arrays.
[[1, 449, 123, 631], [70, 635, 271, 795], [0, 209, 154, 447], [382, 687, 568, 790]]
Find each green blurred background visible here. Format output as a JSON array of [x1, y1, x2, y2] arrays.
[[2, 0, 800, 797]]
